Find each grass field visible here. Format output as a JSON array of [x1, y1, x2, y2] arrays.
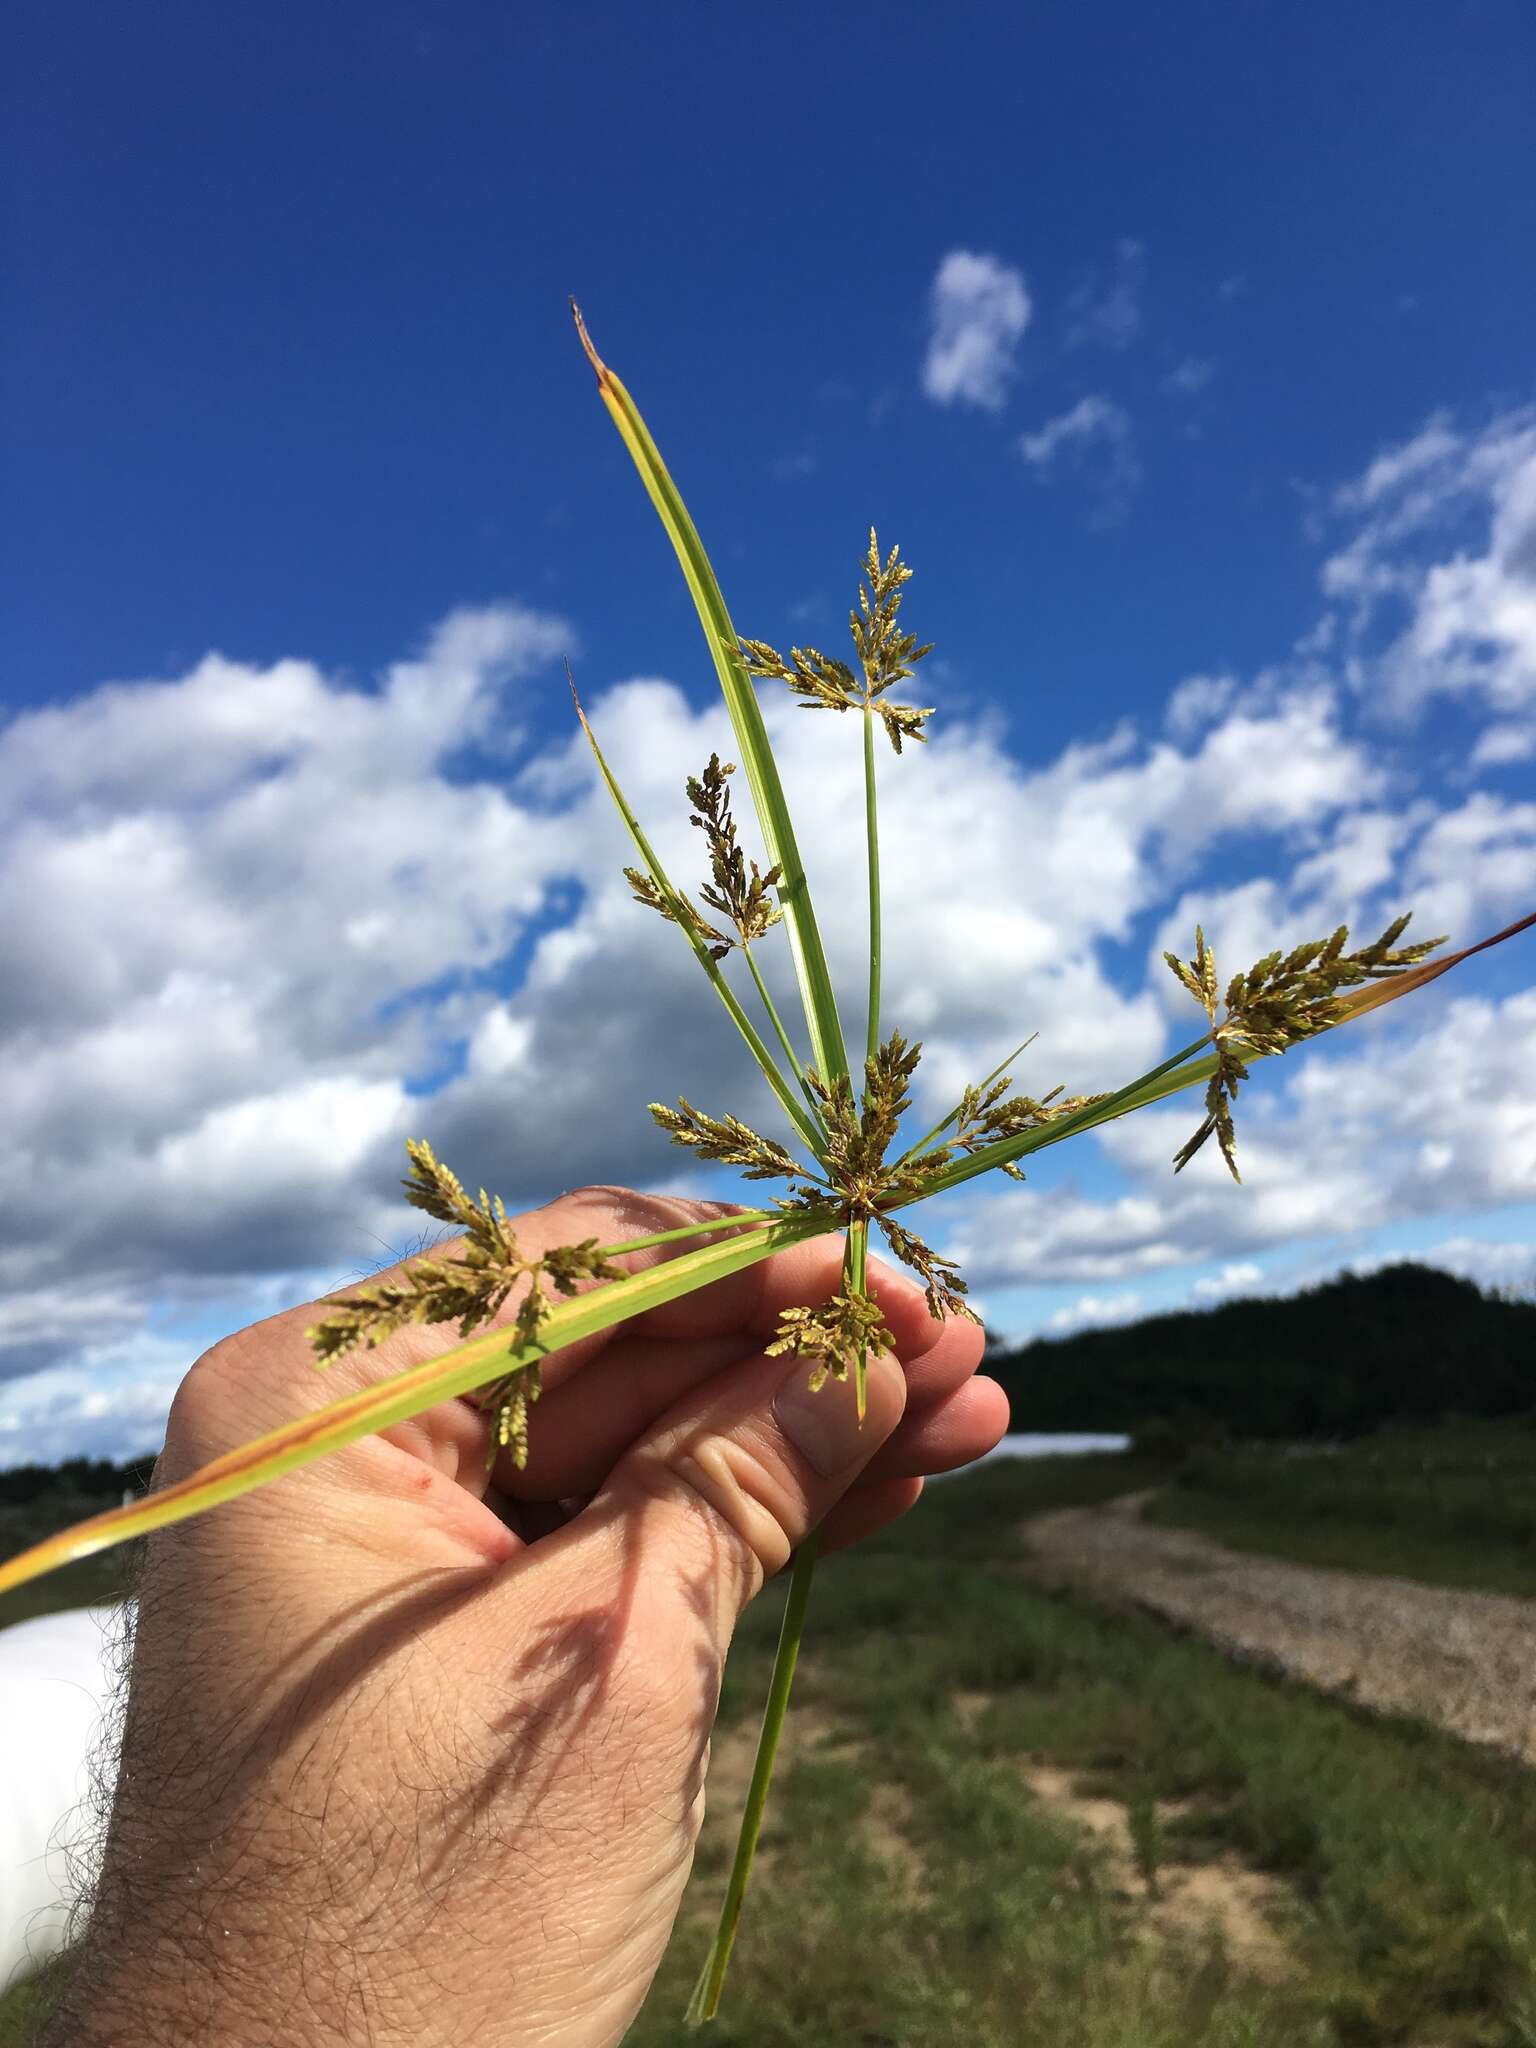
[[1148, 1423, 1536, 1599], [6, 1451, 1536, 2045], [627, 1455, 1536, 2046]]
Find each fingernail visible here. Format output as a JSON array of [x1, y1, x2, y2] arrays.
[[773, 1354, 892, 1477]]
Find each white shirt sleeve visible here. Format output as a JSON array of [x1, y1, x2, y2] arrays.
[[0, 1606, 126, 1992]]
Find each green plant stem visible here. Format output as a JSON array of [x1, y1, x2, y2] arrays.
[[743, 944, 827, 1138], [864, 703, 881, 1067], [847, 1217, 870, 1419], [685, 1220, 868, 2026], [686, 1530, 821, 2026], [684, 692, 872, 2048], [895, 1029, 1040, 1166]]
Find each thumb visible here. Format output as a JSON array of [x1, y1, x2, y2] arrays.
[[596, 1341, 908, 1641]]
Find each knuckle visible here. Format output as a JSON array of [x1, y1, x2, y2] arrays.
[[162, 1319, 298, 1473], [660, 1430, 800, 1588], [162, 1340, 237, 1459]]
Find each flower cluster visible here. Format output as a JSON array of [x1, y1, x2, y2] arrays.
[[306, 1138, 623, 1464], [1164, 915, 1444, 1178], [740, 530, 935, 752], [765, 1292, 897, 1393], [625, 754, 782, 960]]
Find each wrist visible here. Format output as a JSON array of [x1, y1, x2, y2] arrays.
[[44, 1841, 362, 2048], [43, 1699, 664, 2048]]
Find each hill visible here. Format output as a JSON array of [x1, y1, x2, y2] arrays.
[[992, 1261, 1536, 1442]]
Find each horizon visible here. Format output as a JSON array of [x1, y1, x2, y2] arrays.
[[4, 1253, 1530, 1479]]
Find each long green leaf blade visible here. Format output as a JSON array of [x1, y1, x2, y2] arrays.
[[574, 305, 849, 1088], [0, 1208, 837, 1600]]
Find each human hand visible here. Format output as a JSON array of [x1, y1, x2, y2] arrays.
[[50, 1188, 1006, 2048]]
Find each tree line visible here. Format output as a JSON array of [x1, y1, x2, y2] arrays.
[[990, 1262, 1536, 1443], [0, 1453, 155, 1508]]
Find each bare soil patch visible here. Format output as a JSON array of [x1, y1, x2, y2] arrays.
[[1023, 1762, 1293, 1979], [703, 1693, 1294, 1972]]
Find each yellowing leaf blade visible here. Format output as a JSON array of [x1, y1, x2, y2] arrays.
[[0, 1210, 834, 1601]]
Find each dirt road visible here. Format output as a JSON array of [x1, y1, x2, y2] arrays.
[[1021, 1491, 1536, 1765]]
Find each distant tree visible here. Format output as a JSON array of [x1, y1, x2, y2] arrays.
[[990, 1264, 1536, 1441]]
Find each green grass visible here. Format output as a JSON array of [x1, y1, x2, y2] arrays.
[[1148, 1423, 1536, 1599], [630, 1456, 1536, 2046], [0, 1968, 67, 2048], [9, 1453, 1536, 2046]]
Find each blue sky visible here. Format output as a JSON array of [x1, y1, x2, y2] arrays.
[[3, 0, 1534, 1462]]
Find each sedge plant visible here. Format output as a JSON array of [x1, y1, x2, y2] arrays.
[[1, 305, 1532, 2024]]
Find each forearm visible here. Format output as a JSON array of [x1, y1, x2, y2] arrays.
[[46, 1899, 355, 2048], [39, 1576, 438, 2045]]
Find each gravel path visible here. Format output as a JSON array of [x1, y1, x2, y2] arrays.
[[1021, 1491, 1536, 1765]]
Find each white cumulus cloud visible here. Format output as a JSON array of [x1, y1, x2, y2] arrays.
[[922, 250, 1032, 410], [1020, 394, 1129, 466], [1193, 1262, 1263, 1300], [1322, 405, 1536, 721], [1047, 1291, 1146, 1334]]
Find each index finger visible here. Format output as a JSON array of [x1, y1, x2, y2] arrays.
[[182, 1185, 926, 1441], [520, 1184, 937, 1354]]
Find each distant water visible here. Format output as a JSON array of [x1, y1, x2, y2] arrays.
[[971, 1432, 1130, 1467]]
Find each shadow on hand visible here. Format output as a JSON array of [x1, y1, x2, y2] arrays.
[[105, 1487, 740, 1912]]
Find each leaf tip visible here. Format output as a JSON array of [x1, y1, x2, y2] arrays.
[[564, 655, 588, 720], [570, 299, 609, 382]]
